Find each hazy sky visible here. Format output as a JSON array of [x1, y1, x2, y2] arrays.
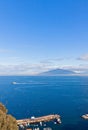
[[0, 0, 88, 75]]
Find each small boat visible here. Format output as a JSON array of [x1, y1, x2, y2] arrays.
[[12, 82, 17, 84], [31, 116, 35, 119], [82, 114, 88, 119]]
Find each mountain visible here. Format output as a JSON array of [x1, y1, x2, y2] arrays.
[[38, 69, 76, 76]]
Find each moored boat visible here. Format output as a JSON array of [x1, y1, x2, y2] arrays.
[[82, 114, 88, 119]]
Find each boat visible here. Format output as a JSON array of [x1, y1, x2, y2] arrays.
[[82, 114, 88, 119], [12, 82, 17, 84]]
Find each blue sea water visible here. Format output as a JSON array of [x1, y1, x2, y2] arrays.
[[0, 76, 88, 130]]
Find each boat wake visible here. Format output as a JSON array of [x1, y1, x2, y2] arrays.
[[12, 81, 48, 85]]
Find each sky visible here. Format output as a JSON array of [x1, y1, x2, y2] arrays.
[[0, 0, 88, 75]]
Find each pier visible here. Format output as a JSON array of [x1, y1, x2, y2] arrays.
[[17, 114, 61, 127]]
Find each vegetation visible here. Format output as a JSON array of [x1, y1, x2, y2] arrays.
[[0, 103, 18, 130]]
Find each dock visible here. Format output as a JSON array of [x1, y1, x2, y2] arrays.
[[17, 114, 61, 127]]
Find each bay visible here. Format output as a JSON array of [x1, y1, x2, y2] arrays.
[[0, 76, 88, 130]]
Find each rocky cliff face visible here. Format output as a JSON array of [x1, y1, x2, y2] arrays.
[[0, 103, 18, 130]]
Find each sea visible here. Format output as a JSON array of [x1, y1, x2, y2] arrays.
[[0, 76, 88, 130]]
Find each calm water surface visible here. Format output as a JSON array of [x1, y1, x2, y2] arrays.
[[0, 76, 88, 130]]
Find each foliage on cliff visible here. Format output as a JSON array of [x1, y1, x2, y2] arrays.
[[0, 103, 18, 130]]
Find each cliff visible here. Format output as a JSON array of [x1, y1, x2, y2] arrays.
[[0, 103, 18, 130]]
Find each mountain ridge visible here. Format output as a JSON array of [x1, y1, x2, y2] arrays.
[[38, 68, 76, 76]]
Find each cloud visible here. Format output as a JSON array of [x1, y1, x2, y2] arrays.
[[0, 57, 64, 75], [1, 58, 88, 75], [78, 54, 88, 61], [0, 57, 70, 75], [62, 64, 88, 74], [0, 63, 84, 75], [0, 63, 54, 75]]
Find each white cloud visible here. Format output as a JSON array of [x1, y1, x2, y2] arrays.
[[0, 63, 87, 75], [0, 57, 64, 75], [0, 63, 54, 75], [78, 54, 88, 61], [0, 56, 88, 75], [62, 64, 88, 74]]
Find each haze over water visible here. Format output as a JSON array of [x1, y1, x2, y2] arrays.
[[0, 76, 88, 130]]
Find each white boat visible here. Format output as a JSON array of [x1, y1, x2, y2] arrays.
[[12, 82, 17, 84], [82, 114, 88, 119]]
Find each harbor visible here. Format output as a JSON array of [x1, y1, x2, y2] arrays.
[[17, 114, 61, 129]]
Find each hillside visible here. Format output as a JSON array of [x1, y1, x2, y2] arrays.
[[0, 103, 18, 130]]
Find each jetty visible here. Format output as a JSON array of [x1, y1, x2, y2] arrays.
[[17, 114, 61, 127]]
